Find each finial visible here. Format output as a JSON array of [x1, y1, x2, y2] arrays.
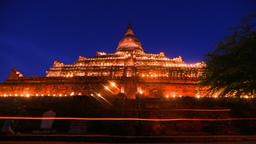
[[125, 23, 134, 36], [128, 23, 132, 29]]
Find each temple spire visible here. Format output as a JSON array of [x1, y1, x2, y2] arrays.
[[125, 23, 135, 36], [116, 24, 144, 53]]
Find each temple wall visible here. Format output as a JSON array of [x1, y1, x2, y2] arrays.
[[0, 83, 87, 96], [0, 77, 111, 97], [0, 77, 206, 98], [140, 83, 204, 98]]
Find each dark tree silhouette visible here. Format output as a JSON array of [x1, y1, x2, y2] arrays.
[[201, 15, 256, 97]]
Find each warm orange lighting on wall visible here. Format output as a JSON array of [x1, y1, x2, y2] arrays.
[[26, 94, 30, 98]]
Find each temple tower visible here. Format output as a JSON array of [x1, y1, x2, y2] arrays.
[[116, 24, 144, 53], [118, 24, 141, 99]]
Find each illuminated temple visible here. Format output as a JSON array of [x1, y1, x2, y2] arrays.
[[0, 24, 206, 99]]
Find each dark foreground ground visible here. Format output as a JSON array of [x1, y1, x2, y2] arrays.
[[2, 135, 256, 143], [2, 96, 256, 143]]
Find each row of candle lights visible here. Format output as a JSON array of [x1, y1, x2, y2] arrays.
[[54, 62, 204, 68], [0, 93, 254, 99], [0, 92, 83, 98]]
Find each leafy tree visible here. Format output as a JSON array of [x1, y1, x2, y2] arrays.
[[201, 15, 256, 97]]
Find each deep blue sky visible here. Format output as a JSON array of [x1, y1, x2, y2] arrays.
[[0, 0, 255, 81]]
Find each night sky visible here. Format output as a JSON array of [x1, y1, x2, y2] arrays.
[[0, 0, 255, 82]]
